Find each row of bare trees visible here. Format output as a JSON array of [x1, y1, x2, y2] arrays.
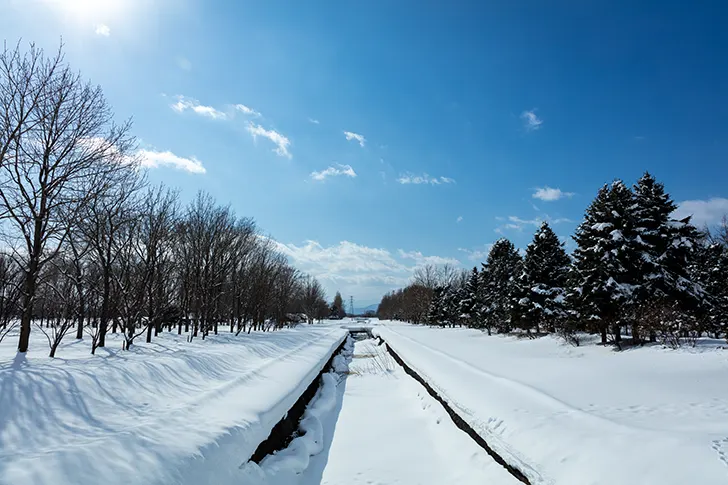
[[377, 264, 465, 323], [0, 42, 329, 356]]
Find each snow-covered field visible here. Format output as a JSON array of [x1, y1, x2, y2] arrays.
[[0, 325, 347, 485], [375, 321, 728, 485]]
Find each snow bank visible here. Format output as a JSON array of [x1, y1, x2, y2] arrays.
[[375, 322, 728, 485], [240, 337, 354, 484], [0, 325, 347, 485]]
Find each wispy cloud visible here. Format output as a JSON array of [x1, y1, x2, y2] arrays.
[[310, 164, 357, 181], [308, 118, 320, 125], [674, 198, 728, 227], [495, 214, 573, 233], [397, 173, 456, 185], [95, 24, 111, 36], [235, 104, 261, 118], [171, 95, 227, 120], [532, 186, 575, 201], [397, 250, 460, 267], [137, 149, 206, 174], [344, 131, 366, 147], [456, 216, 463, 223], [521, 109, 543, 131], [246, 122, 292, 159], [458, 245, 494, 262]]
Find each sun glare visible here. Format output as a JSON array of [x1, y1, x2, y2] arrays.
[[46, 0, 127, 23]]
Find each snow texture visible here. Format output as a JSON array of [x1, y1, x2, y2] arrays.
[[375, 322, 728, 485], [0, 326, 347, 485], [298, 337, 521, 485]]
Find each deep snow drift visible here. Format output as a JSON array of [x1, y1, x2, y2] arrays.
[[375, 322, 728, 485], [0, 325, 347, 485]]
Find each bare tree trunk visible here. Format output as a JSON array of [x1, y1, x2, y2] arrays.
[[18, 251, 40, 352]]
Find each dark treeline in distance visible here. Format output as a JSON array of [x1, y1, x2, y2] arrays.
[[0, 42, 331, 356], [378, 175, 728, 349]]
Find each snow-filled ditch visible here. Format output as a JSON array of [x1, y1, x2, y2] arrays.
[[240, 337, 355, 483]]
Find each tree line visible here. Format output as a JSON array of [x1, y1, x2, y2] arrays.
[[378, 174, 728, 348], [0, 42, 333, 356]]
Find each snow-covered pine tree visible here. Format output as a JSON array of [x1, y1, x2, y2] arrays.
[[632, 172, 703, 341], [522, 222, 571, 334], [440, 285, 454, 327], [480, 238, 522, 334], [691, 241, 728, 339], [427, 286, 446, 326], [458, 267, 480, 327], [572, 181, 641, 344]]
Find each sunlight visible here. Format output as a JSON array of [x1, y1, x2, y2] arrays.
[[45, 0, 127, 23]]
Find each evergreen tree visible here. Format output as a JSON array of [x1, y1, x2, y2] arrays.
[[691, 242, 728, 338], [480, 238, 522, 334], [458, 267, 480, 327], [522, 222, 571, 334], [572, 182, 641, 344], [331, 292, 346, 319], [427, 286, 446, 326], [632, 173, 703, 340], [441, 284, 460, 327]]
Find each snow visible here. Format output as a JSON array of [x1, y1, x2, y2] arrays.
[[0, 325, 347, 485], [374, 322, 728, 485], [296, 337, 521, 485], [592, 222, 613, 231]]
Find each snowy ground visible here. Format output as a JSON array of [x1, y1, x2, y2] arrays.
[[375, 322, 728, 485], [255, 336, 521, 485], [0, 325, 347, 485]]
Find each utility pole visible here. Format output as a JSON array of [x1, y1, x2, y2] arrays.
[[350, 296, 354, 317]]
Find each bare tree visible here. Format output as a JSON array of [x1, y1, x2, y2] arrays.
[[137, 185, 179, 343], [80, 169, 143, 353], [35, 256, 78, 357], [301, 275, 326, 324], [0, 42, 61, 171], [0, 43, 137, 352], [0, 251, 21, 343]]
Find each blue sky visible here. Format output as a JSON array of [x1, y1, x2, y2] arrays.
[[3, 0, 728, 305]]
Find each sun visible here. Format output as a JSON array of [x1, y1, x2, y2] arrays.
[[45, 0, 127, 23]]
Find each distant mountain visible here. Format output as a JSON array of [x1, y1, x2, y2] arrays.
[[353, 303, 379, 315]]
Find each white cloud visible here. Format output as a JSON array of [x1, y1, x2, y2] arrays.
[[310, 164, 357, 181], [274, 240, 460, 304], [458, 245, 493, 262], [95, 24, 111, 36], [171, 95, 227, 120], [396, 173, 456, 185], [521, 109, 543, 131], [397, 250, 460, 267], [494, 214, 573, 234], [137, 149, 206, 174], [308, 118, 320, 125], [456, 216, 463, 223], [176, 56, 192, 71], [674, 198, 728, 227], [344, 131, 366, 147], [532, 186, 574, 201], [235, 104, 261, 118], [246, 122, 292, 159]]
